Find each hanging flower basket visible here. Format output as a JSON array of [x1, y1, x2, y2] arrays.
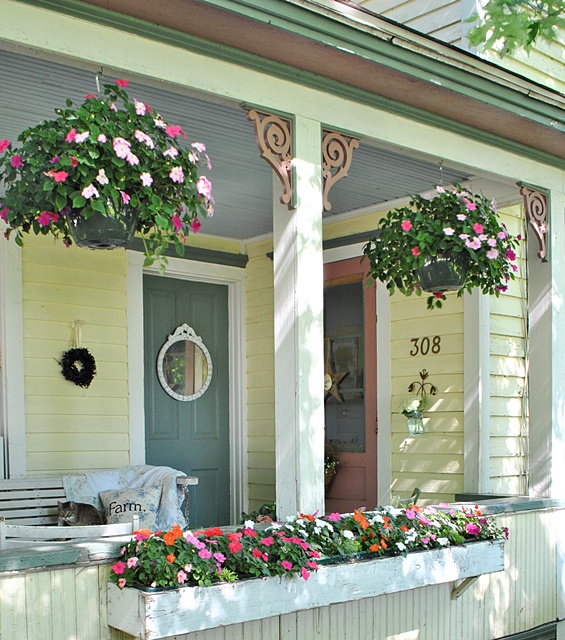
[[417, 250, 470, 293], [362, 184, 521, 309], [0, 79, 213, 267], [67, 201, 140, 249]]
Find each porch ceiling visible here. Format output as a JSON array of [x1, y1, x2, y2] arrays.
[[1, 48, 476, 241]]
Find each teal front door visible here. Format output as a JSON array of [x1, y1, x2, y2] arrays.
[[144, 275, 230, 527]]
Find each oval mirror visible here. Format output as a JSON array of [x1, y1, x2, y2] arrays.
[[157, 324, 213, 401]]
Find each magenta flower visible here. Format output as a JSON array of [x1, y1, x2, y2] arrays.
[[0, 139, 10, 153], [301, 567, 310, 581], [120, 191, 131, 205], [405, 508, 415, 520], [465, 523, 480, 536], [115, 79, 129, 87], [65, 128, 77, 143], [472, 223, 484, 234], [111, 561, 126, 575], [506, 249, 517, 260], [411, 246, 420, 256], [464, 200, 477, 211], [198, 549, 212, 559], [261, 536, 274, 547], [0, 207, 8, 223], [51, 171, 68, 183], [10, 155, 22, 169], [37, 211, 52, 227], [172, 215, 182, 233], [281, 561, 293, 571], [400, 219, 412, 232], [166, 125, 186, 139], [327, 513, 341, 522], [191, 218, 201, 234]]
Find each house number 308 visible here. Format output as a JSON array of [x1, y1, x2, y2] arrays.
[[410, 336, 441, 356]]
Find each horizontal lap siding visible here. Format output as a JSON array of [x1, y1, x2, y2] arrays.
[[489, 206, 528, 495], [390, 291, 464, 504], [245, 241, 275, 511], [22, 235, 130, 474]]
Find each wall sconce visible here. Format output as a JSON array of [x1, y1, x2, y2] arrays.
[[400, 369, 437, 436]]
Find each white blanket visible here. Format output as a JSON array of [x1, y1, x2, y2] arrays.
[[62, 465, 187, 530]]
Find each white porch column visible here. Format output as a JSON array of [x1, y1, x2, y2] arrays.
[[273, 116, 324, 519]]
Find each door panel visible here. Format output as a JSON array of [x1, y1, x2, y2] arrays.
[[324, 259, 377, 513], [144, 275, 230, 527]]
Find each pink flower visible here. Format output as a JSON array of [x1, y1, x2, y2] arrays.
[[465, 237, 482, 250], [198, 549, 212, 559], [126, 153, 139, 166], [411, 247, 420, 256], [82, 184, 99, 199], [134, 100, 147, 115], [281, 561, 293, 571], [65, 128, 77, 142], [252, 548, 263, 559], [487, 238, 497, 247], [84, 93, 96, 99], [506, 249, 516, 261], [50, 156, 60, 164], [52, 171, 68, 183], [111, 561, 126, 575], [196, 176, 212, 200], [120, 191, 131, 205], [166, 125, 187, 139], [10, 155, 22, 169], [472, 223, 484, 234], [118, 578, 127, 589], [177, 570, 187, 584], [97, 134, 107, 143], [405, 508, 415, 520], [443, 227, 455, 236], [96, 169, 109, 185], [172, 215, 182, 233], [457, 214, 467, 221], [486, 249, 499, 259], [70, 156, 78, 168], [465, 523, 480, 536], [464, 200, 477, 211], [127, 557, 138, 568], [301, 567, 310, 581], [163, 147, 179, 158], [327, 513, 341, 522], [213, 552, 226, 564], [261, 536, 274, 547], [140, 172, 153, 187], [37, 211, 52, 227], [74, 131, 90, 143], [169, 166, 184, 183], [113, 137, 131, 159], [191, 218, 201, 234], [0, 207, 8, 223], [115, 79, 129, 87], [400, 220, 412, 232], [134, 130, 154, 149], [0, 139, 10, 153], [306, 561, 319, 569], [191, 142, 206, 153], [435, 185, 445, 194]]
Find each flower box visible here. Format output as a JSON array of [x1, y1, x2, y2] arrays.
[[107, 539, 504, 639]]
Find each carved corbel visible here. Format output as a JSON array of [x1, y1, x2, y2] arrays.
[[322, 131, 360, 211], [519, 184, 548, 261]]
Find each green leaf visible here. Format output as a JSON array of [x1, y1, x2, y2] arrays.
[[72, 195, 87, 209]]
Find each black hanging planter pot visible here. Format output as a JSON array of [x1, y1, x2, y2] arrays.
[[417, 251, 469, 293], [67, 200, 139, 250]]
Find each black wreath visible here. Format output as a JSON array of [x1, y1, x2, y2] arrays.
[[59, 347, 97, 388]]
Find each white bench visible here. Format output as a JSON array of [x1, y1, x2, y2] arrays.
[[0, 474, 198, 547]]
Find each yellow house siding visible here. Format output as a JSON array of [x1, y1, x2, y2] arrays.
[[489, 205, 528, 495], [21, 234, 130, 475], [245, 240, 276, 510], [390, 294, 465, 504]]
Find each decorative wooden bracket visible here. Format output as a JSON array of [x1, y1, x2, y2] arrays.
[[247, 109, 293, 208], [519, 184, 548, 261], [322, 131, 359, 211]]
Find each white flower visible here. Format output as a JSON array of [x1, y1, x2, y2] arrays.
[[437, 537, 449, 546], [343, 530, 355, 540], [399, 396, 424, 415], [95, 169, 109, 185], [396, 542, 406, 551], [244, 520, 255, 530]]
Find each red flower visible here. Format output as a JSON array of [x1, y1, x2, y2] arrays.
[[115, 79, 129, 87]]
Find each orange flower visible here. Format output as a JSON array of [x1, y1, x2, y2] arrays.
[[163, 531, 176, 546], [401, 525, 408, 532], [381, 539, 388, 549], [171, 524, 184, 539], [166, 553, 176, 563], [353, 510, 369, 531], [369, 543, 380, 552], [299, 513, 315, 522]]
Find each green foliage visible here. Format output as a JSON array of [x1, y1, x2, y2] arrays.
[[362, 184, 521, 309], [467, 0, 565, 55], [0, 79, 213, 266]]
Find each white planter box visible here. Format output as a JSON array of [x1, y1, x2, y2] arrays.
[[107, 539, 504, 640]]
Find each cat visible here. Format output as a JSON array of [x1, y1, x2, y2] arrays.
[[57, 500, 104, 526]]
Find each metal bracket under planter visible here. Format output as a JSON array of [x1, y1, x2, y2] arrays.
[[107, 539, 505, 640]]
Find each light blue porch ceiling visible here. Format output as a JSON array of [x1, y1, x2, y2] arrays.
[[0, 48, 471, 241]]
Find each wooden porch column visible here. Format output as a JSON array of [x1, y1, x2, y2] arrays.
[[272, 116, 325, 518]]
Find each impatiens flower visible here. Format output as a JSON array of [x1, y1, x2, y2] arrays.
[[96, 169, 109, 185], [166, 553, 176, 563], [37, 211, 51, 227], [120, 191, 131, 205], [115, 79, 129, 87], [486, 249, 499, 259], [401, 220, 412, 232], [261, 536, 274, 546], [0, 207, 8, 223], [327, 513, 341, 521], [154, 118, 167, 129], [435, 185, 445, 194], [134, 100, 147, 115], [113, 137, 131, 159], [0, 139, 10, 153], [10, 155, 22, 169], [127, 557, 138, 568], [457, 213, 467, 221], [163, 147, 179, 158], [464, 199, 477, 211], [281, 561, 293, 571], [50, 156, 60, 164], [411, 246, 420, 256], [465, 523, 480, 536], [487, 238, 497, 247], [506, 249, 517, 260], [84, 93, 96, 99], [118, 578, 126, 588], [473, 223, 484, 234], [140, 172, 153, 186], [126, 153, 139, 166], [172, 215, 182, 233], [198, 549, 212, 559], [166, 125, 186, 139], [301, 567, 310, 581], [192, 142, 206, 153], [196, 176, 212, 199], [65, 128, 77, 142], [97, 134, 107, 143], [443, 227, 455, 236], [82, 184, 100, 199], [51, 171, 68, 183], [111, 561, 126, 575], [228, 539, 242, 553], [70, 156, 78, 168], [134, 130, 154, 149], [191, 218, 201, 234], [74, 131, 90, 143], [170, 166, 184, 183], [177, 570, 187, 584], [465, 237, 482, 250], [405, 508, 415, 520]]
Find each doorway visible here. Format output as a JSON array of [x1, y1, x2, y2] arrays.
[[324, 258, 377, 513], [143, 275, 230, 527]]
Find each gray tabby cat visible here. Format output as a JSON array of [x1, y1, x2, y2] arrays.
[[57, 500, 104, 526]]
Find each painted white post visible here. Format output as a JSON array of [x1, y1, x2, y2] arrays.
[[273, 116, 324, 518]]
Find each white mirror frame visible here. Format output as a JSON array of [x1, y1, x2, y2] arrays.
[[157, 323, 213, 402]]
